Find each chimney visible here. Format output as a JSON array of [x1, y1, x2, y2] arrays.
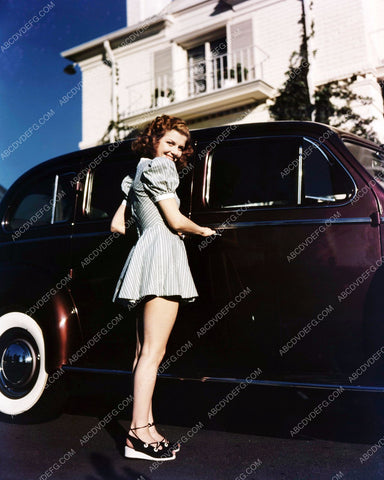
[[127, 0, 172, 26]]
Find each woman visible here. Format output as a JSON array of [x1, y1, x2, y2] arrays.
[[110, 115, 215, 461]]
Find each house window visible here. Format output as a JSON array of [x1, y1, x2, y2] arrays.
[[188, 44, 206, 95], [187, 37, 227, 95]]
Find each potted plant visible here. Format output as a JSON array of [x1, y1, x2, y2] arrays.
[[223, 68, 236, 87], [229, 63, 249, 83], [166, 88, 175, 103], [151, 87, 175, 108]]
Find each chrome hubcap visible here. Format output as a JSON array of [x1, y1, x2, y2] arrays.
[[2, 340, 35, 385], [0, 328, 40, 399]]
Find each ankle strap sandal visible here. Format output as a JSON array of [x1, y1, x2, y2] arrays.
[[148, 422, 181, 453], [124, 425, 176, 461]]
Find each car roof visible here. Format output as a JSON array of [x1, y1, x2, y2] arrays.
[[9, 121, 383, 191]]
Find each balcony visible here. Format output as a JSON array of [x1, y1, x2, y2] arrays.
[[119, 45, 273, 124]]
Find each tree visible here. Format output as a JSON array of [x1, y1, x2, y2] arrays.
[[268, 0, 378, 142], [99, 118, 137, 145], [268, 0, 313, 121], [314, 76, 378, 142]]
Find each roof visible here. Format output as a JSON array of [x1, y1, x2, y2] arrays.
[[61, 0, 214, 62], [61, 16, 167, 62]]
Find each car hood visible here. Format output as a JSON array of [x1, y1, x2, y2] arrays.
[[0, 184, 6, 205]]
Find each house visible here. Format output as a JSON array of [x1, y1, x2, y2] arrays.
[[61, 0, 384, 149]]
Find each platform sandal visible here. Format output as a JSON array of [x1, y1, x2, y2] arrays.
[[148, 422, 181, 453], [124, 425, 176, 461]]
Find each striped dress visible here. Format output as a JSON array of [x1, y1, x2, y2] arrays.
[[112, 156, 199, 306]]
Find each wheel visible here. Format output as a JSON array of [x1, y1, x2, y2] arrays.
[[0, 311, 65, 422]]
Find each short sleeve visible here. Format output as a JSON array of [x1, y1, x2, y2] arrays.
[[121, 174, 133, 205], [141, 156, 179, 203]]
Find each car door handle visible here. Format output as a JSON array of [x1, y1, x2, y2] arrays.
[[182, 232, 223, 246]]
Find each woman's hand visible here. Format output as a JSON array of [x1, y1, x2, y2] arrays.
[[200, 227, 217, 237], [157, 198, 217, 237]]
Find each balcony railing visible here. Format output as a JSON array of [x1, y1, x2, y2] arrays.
[[187, 45, 261, 96], [120, 45, 268, 118]]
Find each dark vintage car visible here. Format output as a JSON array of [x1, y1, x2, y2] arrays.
[[1, 120, 384, 418]]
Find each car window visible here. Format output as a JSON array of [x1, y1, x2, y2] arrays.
[[8, 173, 75, 231], [205, 136, 355, 209], [343, 141, 384, 189], [81, 161, 137, 221], [302, 138, 355, 204], [54, 172, 76, 222], [206, 137, 300, 209]]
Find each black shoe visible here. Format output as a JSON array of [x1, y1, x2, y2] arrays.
[[148, 422, 181, 453], [124, 425, 176, 461]]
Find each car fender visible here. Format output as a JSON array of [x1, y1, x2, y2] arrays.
[[0, 262, 83, 373]]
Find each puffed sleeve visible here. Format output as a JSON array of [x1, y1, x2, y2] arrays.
[[141, 156, 179, 203], [121, 174, 133, 205]]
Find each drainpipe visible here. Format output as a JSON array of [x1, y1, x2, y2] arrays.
[[103, 40, 118, 142], [302, 0, 316, 120]]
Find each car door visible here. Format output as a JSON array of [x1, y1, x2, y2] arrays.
[[185, 132, 382, 384], [2, 166, 77, 309], [69, 152, 139, 370]]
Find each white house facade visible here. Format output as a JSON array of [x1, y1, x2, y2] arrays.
[[61, 0, 384, 149]]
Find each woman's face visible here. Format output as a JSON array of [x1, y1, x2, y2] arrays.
[[154, 129, 187, 162]]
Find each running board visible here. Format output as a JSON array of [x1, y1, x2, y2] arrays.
[[61, 365, 384, 393]]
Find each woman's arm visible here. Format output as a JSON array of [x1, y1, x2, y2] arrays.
[[110, 203, 126, 234], [157, 198, 216, 237]]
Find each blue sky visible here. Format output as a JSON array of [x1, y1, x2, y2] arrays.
[[0, 0, 126, 189]]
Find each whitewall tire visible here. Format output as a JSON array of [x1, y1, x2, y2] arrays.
[[0, 311, 48, 416]]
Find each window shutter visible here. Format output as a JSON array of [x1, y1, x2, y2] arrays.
[[230, 19, 253, 53], [229, 20, 253, 80], [154, 47, 173, 91]]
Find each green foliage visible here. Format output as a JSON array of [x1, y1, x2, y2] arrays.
[[268, 0, 378, 143], [314, 76, 378, 142], [99, 119, 137, 145], [269, 0, 313, 121], [268, 52, 312, 121]]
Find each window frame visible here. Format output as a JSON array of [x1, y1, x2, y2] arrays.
[[202, 135, 357, 212], [186, 32, 228, 95], [342, 139, 384, 191], [3, 170, 77, 234], [77, 159, 138, 225]]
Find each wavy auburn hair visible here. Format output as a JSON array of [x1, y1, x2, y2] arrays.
[[131, 115, 193, 169]]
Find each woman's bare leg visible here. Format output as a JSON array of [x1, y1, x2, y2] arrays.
[[131, 304, 175, 444], [127, 297, 179, 448], [132, 315, 142, 372], [131, 314, 160, 440], [133, 349, 166, 442]]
